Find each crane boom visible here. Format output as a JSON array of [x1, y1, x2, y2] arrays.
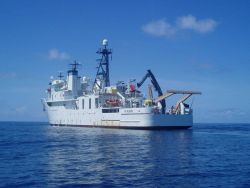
[[167, 90, 202, 95], [137, 70, 166, 114], [154, 92, 174, 103], [155, 89, 202, 103]]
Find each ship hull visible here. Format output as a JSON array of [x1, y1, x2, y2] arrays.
[[43, 101, 193, 129]]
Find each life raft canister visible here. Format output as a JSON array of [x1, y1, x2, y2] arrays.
[[130, 84, 136, 92]]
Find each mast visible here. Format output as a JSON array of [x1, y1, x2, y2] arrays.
[[67, 60, 81, 97], [93, 39, 112, 91], [57, 72, 64, 80], [68, 60, 80, 76]]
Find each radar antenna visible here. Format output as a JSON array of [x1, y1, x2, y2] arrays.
[[93, 39, 112, 90], [70, 60, 81, 71], [68, 60, 81, 75], [57, 71, 64, 80]]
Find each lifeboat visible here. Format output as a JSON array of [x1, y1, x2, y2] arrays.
[[106, 99, 120, 106]]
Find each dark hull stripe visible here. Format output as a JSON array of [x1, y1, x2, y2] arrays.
[[50, 124, 192, 130]]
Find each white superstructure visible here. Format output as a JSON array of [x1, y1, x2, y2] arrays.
[[42, 40, 201, 129]]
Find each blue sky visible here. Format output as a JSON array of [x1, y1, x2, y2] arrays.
[[0, 0, 249, 123]]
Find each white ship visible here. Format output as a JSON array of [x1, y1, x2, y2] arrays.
[[42, 39, 201, 129]]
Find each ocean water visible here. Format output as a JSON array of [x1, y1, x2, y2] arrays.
[[0, 122, 250, 188]]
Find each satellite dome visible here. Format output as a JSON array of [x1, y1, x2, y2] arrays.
[[102, 39, 108, 46]]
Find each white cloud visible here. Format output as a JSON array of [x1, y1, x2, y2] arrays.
[[14, 106, 27, 113], [142, 19, 176, 37], [142, 15, 217, 37], [177, 15, 217, 33], [48, 48, 70, 60]]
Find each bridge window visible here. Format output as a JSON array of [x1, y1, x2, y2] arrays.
[[95, 98, 99, 108], [89, 98, 91, 109], [82, 99, 84, 109]]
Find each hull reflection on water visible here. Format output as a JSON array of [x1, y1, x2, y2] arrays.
[[46, 126, 193, 187]]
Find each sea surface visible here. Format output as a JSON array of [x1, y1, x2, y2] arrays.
[[0, 122, 250, 188]]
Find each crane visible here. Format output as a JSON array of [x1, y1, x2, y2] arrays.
[[155, 90, 201, 114], [137, 70, 166, 114]]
